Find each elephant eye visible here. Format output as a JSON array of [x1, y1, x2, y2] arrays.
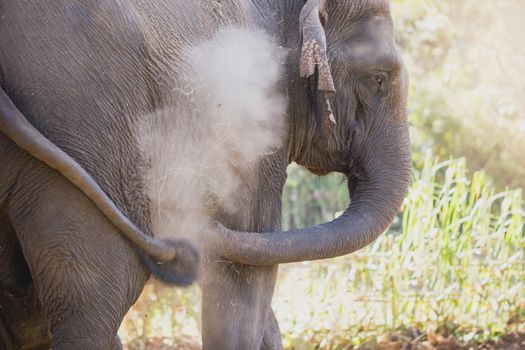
[[374, 75, 384, 86]]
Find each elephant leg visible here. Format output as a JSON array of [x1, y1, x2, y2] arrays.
[[201, 262, 279, 350], [8, 170, 148, 350], [0, 213, 51, 350], [0, 315, 14, 350], [111, 335, 123, 350], [261, 308, 283, 350], [0, 286, 51, 350]]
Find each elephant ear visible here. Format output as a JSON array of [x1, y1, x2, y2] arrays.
[[300, 0, 336, 137]]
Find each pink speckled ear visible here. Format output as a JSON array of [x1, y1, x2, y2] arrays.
[[300, 0, 336, 136]]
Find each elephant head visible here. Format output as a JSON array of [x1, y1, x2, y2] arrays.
[[214, 0, 411, 264]]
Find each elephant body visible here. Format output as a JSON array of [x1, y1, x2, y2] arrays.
[[1, 1, 290, 349], [0, 0, 410, 349]]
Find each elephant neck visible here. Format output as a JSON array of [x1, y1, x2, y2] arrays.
[[246, 1, 306, 163], [245, 1, 316, 167], [285, 81, 320, 166], [248, 0, 302, 45]]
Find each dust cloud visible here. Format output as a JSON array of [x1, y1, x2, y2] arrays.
[[145, 28, 286, 248]]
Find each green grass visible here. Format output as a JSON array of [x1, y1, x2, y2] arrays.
[[120, 153, 525, 349], [275, 152, 524, 348]]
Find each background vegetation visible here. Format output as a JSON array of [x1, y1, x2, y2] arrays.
[[120, 1, 525, 348]]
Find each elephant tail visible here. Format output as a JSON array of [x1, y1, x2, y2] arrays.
[[0, 87, 199, 286]]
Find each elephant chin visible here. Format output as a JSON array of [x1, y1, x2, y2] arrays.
[[210, 121, 411, 266], [304, 165, 331, 176]]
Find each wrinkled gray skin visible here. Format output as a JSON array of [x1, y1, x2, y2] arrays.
[[0, 0, 410, 349]]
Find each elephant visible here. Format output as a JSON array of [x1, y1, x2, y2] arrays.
[[0, 0, 410, 349]]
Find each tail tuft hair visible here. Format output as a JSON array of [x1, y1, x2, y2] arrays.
[[139, 239, 200, 286]]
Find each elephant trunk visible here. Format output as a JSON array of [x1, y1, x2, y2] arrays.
[[213, 120, 411, 265]]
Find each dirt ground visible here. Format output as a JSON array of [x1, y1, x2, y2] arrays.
[[124, 331, 525, 350], [366, 331, 525, 350]]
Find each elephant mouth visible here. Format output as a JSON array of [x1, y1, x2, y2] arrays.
[[295, 151, 353, 176], [303, 165, 331, 176]]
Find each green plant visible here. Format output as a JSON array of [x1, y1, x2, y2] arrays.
[[275, 153, 524, 348]]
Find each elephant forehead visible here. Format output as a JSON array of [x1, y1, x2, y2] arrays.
[[329, 13, 400, 72], [326, 0, 391, 24], [344, 41, 399, 70]]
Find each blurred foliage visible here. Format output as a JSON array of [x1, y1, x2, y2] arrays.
[[281, 166, 348, 230], [391, 0, 525, 189], [120, 282, 202, 349], [276, 153, 524, 349]]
